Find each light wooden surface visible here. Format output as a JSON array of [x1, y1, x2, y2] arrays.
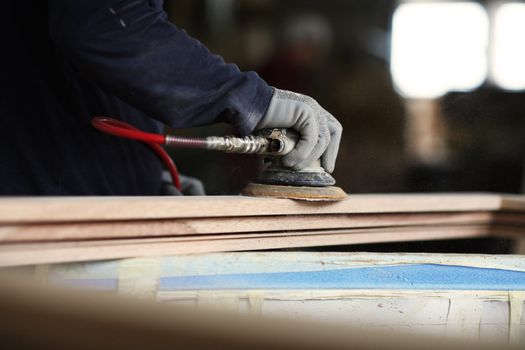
[[0, 212, 499, 243], [0, 225, 515, 266], [1, 193, 524, 223], [1, 193, 525, 266]]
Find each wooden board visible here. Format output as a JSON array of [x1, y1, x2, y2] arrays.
[[0, 211, 500, 243], [1, 193, 524, 223], [0, 225, 514, 266], [1, 194, 525, 266]]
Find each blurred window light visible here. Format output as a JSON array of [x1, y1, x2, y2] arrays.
[[492, 3, 525, 90], [391, 2, 489, 99]]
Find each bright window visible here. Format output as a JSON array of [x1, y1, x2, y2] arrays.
[[391, 2, 489, 99], [492, 2, 525, 90]]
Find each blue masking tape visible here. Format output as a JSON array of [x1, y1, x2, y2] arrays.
[[159, 264, 525, 291]]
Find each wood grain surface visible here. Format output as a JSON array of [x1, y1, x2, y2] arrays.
[[0, 193, 524, 223], [1, 224, 518, 266], [1, 193, 524, 266], [0, 212, 499, 243]]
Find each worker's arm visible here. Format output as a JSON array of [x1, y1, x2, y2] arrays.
[[48, 0, 272, 135], [49, 0, 342, 172]]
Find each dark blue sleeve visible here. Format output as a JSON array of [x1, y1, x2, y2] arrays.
[[48, 0, 273, 135]]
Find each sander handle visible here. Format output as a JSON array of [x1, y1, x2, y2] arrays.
[[165, 128, 297, 156]]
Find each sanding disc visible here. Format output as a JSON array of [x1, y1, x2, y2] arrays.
[[242, 182, 347, 201]]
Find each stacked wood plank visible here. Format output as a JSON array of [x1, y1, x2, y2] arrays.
[[1, 193, 525, 266]]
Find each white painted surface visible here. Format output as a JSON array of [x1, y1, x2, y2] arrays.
[[158, 290, 525, 344]]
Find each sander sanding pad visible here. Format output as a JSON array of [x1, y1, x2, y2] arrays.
[[242, 182, 347, 201]]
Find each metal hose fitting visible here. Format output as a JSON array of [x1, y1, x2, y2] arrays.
[[165, 128, 296, 156], [205, 135, 269, 154]]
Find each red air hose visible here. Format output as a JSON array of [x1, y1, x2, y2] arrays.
[[91, 117, 181, 191]]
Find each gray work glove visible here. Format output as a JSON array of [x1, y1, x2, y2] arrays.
[[160, 171, 206, 196], [255, 88, 342, 173]]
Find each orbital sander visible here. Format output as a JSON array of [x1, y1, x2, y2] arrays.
[[235, 129, 347, 201], [92, 117, 347, 201]]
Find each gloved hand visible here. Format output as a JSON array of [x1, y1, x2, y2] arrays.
[[160, 171, 206, 196], [255, 88, 342, 173]]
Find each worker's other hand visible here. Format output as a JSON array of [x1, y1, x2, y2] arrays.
[[256, 88, 342, 173], [160, 172, 206, 196]]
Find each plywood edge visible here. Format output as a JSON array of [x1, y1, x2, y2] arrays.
[[499, 195, 525, 212], [0, 211, 497, 243], [0, 193, 515, 223], [0, 225, 493, 266]]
